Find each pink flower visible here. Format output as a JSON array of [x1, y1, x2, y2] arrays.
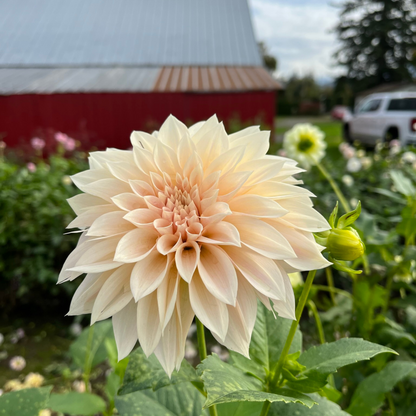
[[55, 132, 76, 151], [64, 137, 76, 152], [55, 132, 68, 144], [27, 162, 36, 172], [31, 137, 45, 151]]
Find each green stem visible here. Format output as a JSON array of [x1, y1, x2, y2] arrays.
[[316, 162, 350, 213], [307, 300, 336, 389], [325, 267, 337, 305], [382, 273, 394, 314], [308, 300, 325, 345], [271, 270, 317, 386], [387, 392, 396, 416], [196, 318, 218, 416], [83, 325, 94, 393], [259, 401, 271, 416], [260, 270, 318, 416]]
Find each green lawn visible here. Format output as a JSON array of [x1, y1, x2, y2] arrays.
[[270, 116, 343, 154]]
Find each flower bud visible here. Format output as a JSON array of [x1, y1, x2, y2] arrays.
[[327, 228, 364, 261]]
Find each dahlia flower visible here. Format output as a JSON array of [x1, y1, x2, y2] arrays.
[[59, 115, 330, 375], [283, 123, 326, 169]]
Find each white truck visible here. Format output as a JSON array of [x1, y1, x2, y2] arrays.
[[343, 92, 416, 146]]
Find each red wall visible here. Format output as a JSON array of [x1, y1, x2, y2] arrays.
[[0, 91, 275, 150]]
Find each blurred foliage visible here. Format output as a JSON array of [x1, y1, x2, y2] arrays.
[[0, 153, 87, 315], [334, 0, 416, 92]]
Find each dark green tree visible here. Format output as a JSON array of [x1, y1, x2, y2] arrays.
[[335, 0, 416, 90], [258, 41, 277, 73]]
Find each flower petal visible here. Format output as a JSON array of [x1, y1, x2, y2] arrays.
[[197, 221, 241, 246], [130, 250, 171, 301], [87, 211, 135, 236], [136, 291, 162, 356], [175, 241, 200, 282], [198, 244, 238, 305], [114, 228, 158, 263], [226, 216, 296, 259], [157, 265, 180, 331], [156, 234, 182, 255], [124, 209, 160, 227], [111, 193, 147, 211], [113, 300, 138, 360], [189, 271, 229, 341], [223, 246, 286, 301], [228, 195, 287, 218]]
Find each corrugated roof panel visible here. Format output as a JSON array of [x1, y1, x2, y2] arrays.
[[0, 68, 161, 94], [0, 0, 262, 67], [153, 66, 280, 92]]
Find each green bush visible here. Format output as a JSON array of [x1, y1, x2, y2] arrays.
[[0, 155, 87, 314]]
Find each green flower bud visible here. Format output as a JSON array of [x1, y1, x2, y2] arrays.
[[327, 228, 365, 261]]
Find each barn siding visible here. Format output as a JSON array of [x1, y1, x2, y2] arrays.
[[0, 91, 275, 149]]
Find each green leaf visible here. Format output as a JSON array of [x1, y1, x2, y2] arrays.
[[230, 303, 301, 380], [217, 402, 262, 416], [119, 347, 200, 395], [329, 202, 339, 228], [69, 320, 114, 369], [347, 360, 416, 416], [0, 387, 52, 416], [337, 200, 361, 229], [296, 338, 397, 385], [105, 371, 121, 402], [390, 170, 416, 197], [115, 383, 208, 416], [48, 392, 106, 416], [198, 354, 315, 408], [269, 394, 350, 416]]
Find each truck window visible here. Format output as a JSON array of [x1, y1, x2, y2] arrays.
[[387, 98, 416, 111], [359, 99, 382, 113]]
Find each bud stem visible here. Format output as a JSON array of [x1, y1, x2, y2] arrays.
[[196, 318, 218, 416]]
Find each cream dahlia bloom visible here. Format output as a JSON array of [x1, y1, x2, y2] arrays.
[[283, 123, 326, 169], [59, 115, 330, 375]]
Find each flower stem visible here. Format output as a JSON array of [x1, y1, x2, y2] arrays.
[[271, 270, 317, 387], [316, 162, 350, 213], [196, 318, 218, 416], [83, 325, 94, 393], [325, 267, 337, 305], [260, 270, 318, 416]]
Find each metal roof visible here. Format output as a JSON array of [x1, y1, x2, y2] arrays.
[[0, 0, 262, 67], [0, 66, 279, 95], [0, 67, 160, 94], [153, 66, 280, 92]]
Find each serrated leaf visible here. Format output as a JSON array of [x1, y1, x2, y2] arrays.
[[115, 383, 208, 416], [296, 338, 397, 386], [69, 320, 113, 369], [119, 347, 200, 395], [0, 387, 52, 416], [230, 303, 301, 380], [269, 394, 350, 416], [48, 392, 106, 416], [198, 354, 315, 408], [337, 201, 361, 229], [347, 360, 416, 416]]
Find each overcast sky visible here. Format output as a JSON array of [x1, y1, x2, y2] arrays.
[[248, 0, 344, 81]]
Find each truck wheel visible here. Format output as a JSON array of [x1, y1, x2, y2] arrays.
[[384, 127, 399, 143], [343, 124, 353, 144]]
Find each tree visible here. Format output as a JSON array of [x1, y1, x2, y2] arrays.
[[258, 41, 277, 73], [335, 0, 416, 90]]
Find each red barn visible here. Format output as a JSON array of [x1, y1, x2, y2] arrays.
[[0, 0, 279, 149]]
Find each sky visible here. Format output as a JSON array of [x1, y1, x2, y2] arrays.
[[248, 0, 344, 82]]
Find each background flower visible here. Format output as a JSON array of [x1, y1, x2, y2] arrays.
[[31, 137, 45, 151], [283, 123, 326, 169], [346, 157, 362, 173], [60, 115, 329, 375], [9, 356, 26, 371]]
